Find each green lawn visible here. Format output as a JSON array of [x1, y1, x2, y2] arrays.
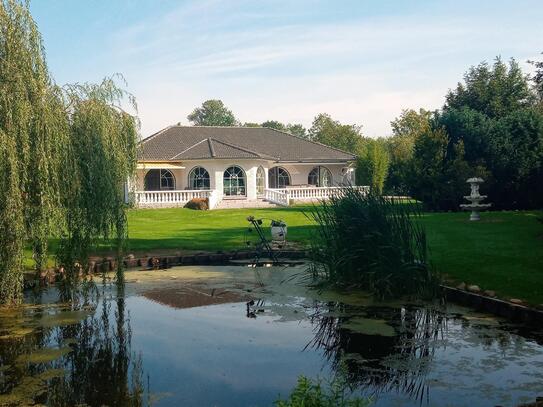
[[421, 211, 543, 305], [126, 207, 543, 305], [126, 206, 316, 252]]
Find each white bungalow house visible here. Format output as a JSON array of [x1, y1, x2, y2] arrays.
[[132, 125, 363, 209]]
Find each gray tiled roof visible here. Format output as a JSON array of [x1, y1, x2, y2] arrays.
[[140, 126, 355, 162]]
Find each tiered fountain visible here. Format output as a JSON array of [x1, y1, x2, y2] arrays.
[[460, 177, 491, 221]]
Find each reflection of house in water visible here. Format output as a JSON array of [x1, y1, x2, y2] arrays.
[[306, 302, 444, 403]]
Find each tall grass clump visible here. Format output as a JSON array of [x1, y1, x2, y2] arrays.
[[308, 187, 439, 300]]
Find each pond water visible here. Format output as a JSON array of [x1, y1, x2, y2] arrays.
[[1, 264, 542, 407]]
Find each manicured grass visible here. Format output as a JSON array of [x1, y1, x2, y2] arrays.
[[126, 207, 543, 304], [126, 206, 317, 252], [421, 211, 543, 305]]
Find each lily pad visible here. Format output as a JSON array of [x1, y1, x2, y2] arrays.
[[37, 309, 93, 328], [16, 347, 72, 364], [37, 368, 65, 380], [341, 317, 396, 337], [0, 326, 35, 340]]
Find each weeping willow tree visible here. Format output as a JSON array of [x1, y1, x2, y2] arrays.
[[0, 0, 68, 304], [0, 0, 139, 305], [59, 79, 139, 288]]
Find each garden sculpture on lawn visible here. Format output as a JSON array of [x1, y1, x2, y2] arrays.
[[460, 177, 492, 221]]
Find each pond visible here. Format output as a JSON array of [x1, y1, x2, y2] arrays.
[[0, 264, 542, 406]]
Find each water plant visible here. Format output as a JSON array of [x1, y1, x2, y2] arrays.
[[275, 374, 371, 407], [307, 187, 440, 300]]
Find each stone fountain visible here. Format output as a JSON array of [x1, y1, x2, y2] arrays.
[[460, 177, 491, 221]]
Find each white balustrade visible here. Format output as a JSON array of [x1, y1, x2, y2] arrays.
[[135, 186, 370, 208], [265, 186, 369, 205], [263, 188, 289, 206], [134, 190, 212, 207]]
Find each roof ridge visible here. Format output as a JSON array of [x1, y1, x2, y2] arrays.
[[210, 137, 274, 159], [207, 138, 216, 158], [173, 125, 261, 129], [140, 125, 174, 144], [169, 138, 210, 160], [265, 127, 357, 159]]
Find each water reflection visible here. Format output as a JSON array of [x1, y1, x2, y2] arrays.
[[0, 284, 147, 406], [2, 264, 543, 407], [305, 302, 445, 404]]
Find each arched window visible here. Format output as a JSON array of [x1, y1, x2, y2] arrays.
[[308, 166, 332, 187], [268, 167, 290, 189], [256, 166, 265, 196], [144, 169, 176, 191], [188, 166, 210, 190], [223, 166, 246, 196]]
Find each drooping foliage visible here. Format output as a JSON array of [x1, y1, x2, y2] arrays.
[[59, 79, 139, 286], [0, 0, 138, 304], [0, 131, 25, 304], [0, 0, 68, 303], [308, 187, 439, 300]]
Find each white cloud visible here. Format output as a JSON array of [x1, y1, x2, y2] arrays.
[[106, 1, 543, 138]]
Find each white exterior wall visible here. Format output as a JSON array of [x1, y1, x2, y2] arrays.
[[277, 163, 348, 186], [135, 160, 353, 199]]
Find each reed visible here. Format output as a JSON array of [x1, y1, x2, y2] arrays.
[[307, 187, 439, 299]]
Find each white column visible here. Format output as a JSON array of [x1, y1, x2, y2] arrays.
[[246, 165, 257, 200], [213, 168, 223, 197]]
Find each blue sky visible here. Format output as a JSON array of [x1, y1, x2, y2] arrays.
[[31, 0, 543, 138]]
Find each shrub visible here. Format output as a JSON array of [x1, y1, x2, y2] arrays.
[[184, 198, 209, 210], [275, 375, 371, 407], [307, 187, 439, 300]]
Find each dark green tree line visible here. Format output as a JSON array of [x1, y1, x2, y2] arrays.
[[386, 56, 543, 210]]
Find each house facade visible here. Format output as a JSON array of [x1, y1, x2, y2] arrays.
[[132, 126, 363, 209]]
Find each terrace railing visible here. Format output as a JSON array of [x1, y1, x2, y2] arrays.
[[134, 186, 370, 208], [263, 188, 289, 206], [265, 186, 369, 204], [134, 190, 212, 207]]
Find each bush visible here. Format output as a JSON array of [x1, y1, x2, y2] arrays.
[[184, 198, 209, 210], [275, 375, 371, 407], [307, 187, 439, 299]]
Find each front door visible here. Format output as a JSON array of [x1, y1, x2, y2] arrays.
[[223, 166, 246, 197]]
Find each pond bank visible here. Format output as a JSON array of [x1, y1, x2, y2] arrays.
[[25, 248, 543, 324]]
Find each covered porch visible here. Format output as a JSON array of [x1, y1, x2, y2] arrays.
[[131, 160, 363, 209]]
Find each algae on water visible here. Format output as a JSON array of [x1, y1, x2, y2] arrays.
[[37, 309, 93, 328], [0, 368, 64, 406], [16, 347, 72, 365], [341, 317, 396, 337]]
